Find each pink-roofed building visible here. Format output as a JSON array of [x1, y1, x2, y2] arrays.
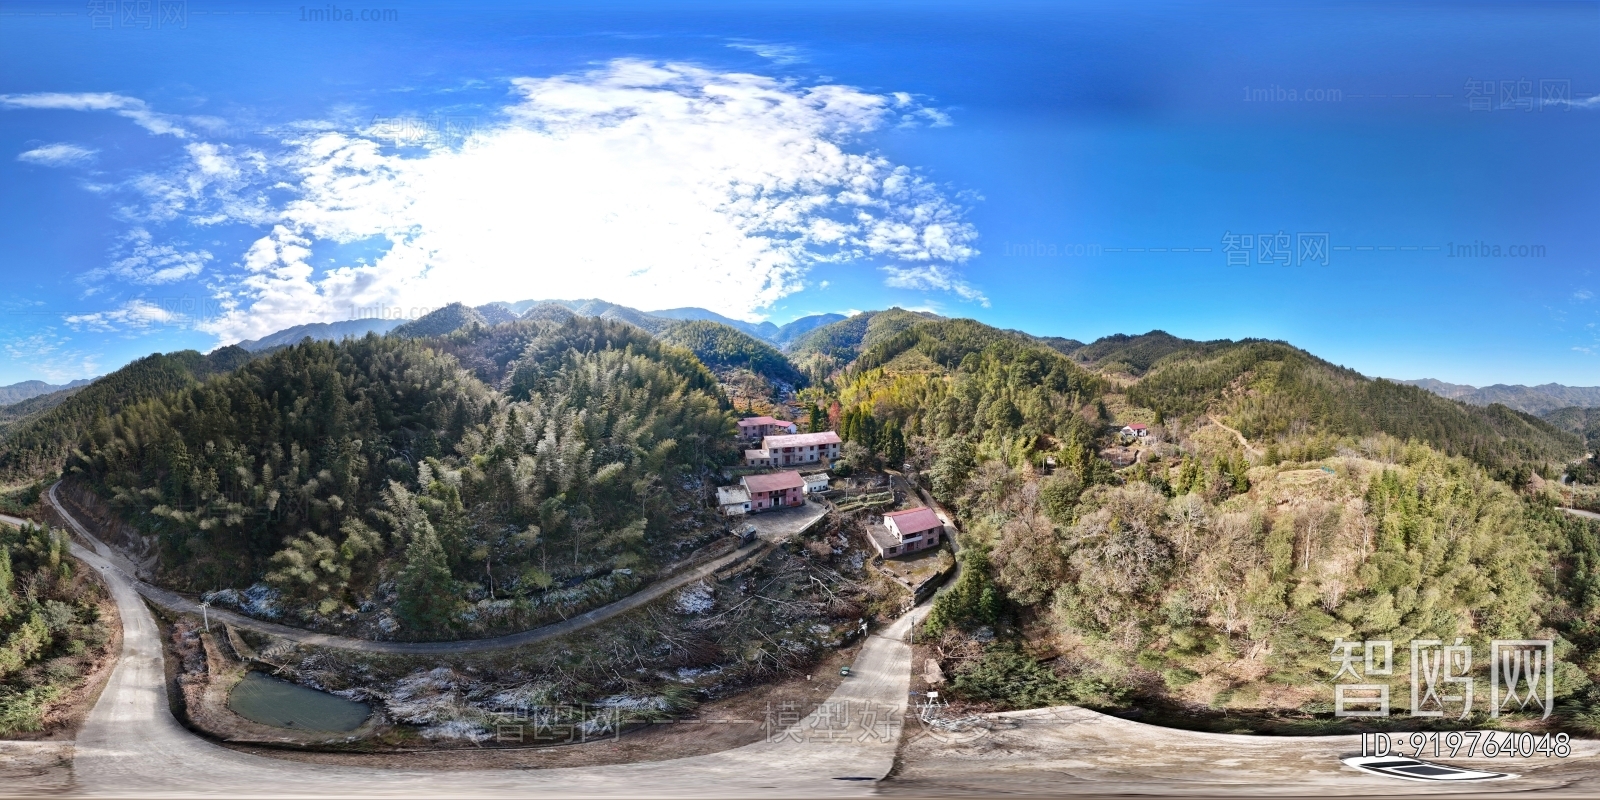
[[1120, 423, 1149, 438], [740, 471, 805, 513], [744, 431, 841, 467], [866, 507, 945, 558], [737, 416, 797, 440]]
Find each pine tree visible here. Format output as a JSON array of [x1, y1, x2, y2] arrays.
[[396, 528, 455, 632]]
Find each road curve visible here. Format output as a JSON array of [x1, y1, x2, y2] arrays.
[[61, 506, 916, 798], [45, 482, 826, 655], [1563, 507, 1600, 522]]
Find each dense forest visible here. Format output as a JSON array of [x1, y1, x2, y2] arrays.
[[1125, 340, 1580, 482], [67, 318, 735, 639], [658, 320, 804, 386], [0, 347, 250, 480]]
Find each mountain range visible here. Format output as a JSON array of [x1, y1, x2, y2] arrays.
[[0, 378, 92, 406], [234, 300, 845, 353], [1396, 379, 1600, 416]]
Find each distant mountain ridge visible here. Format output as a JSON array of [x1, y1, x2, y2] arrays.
[[1397, 379, 1600, 415], [0, 378, 92, 405], [235, 299, 846, 354], [234, 318, 407, 352]]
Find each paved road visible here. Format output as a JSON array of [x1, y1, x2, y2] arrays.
[[66, 519, 917, 797], [894, 705, 1600, 796], [1562, 507, 1600, 522], [44, 483, 827, 655]]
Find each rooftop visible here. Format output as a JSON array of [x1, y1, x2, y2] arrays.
[[742, 471, 805, 493], [762, 431, 842, 448], [716, 486, 750, 504], [738, 416, 786, 427], [884, 507, 943, 535]]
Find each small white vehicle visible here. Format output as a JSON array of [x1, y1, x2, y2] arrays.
[[1341, 755, 1516, 782]]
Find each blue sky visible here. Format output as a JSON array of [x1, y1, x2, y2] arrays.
[[1, 0, 1597, 387]]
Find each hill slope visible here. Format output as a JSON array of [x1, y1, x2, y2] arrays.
[[69, 319, 733, 639], [1129, 340, 1581, 480], [0, 347, 251, 479], [657, 320, 803, 386]]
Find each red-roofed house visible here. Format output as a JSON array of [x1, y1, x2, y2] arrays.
[[866, 507, 945, 558], [737, 416, 797, 440], [740, 471, 805, 513], [1120, 423, 1149, 438], [743, 431, 842, 467]]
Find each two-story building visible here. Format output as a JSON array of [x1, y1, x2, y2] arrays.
[[742, 431, 842, 467], [737, 416, 798, 440], [740, 471, 805, 513], [865, 507, 945, 559]]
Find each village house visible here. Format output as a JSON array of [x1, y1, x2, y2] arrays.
[[802, 473, 830, 494], [865, 506, 944, 559], [740, 471, 805, 513], [1120, 423, 1148, 438], [737, 416, 798, 440], [743, 430, 842, 467], [716, 485, 751, 516]]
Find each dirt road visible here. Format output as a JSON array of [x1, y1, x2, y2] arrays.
[[45, 482, 826, 655]]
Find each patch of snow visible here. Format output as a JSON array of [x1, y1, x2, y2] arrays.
[[420, 720, 490, 741], [595, 694, 669, 713], [674, 581, 715, 615]]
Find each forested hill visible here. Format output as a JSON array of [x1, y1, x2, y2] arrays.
[[0, 347, 251, 480], [67, 318, 734, 638], [1545, 406, 1600, 452], [658, 320, 803, 386], [1126, 339, 1581, 481]]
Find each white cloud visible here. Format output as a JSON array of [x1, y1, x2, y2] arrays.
[[882, 264, 989, 306], [17, 142, 98, 167], [726, 42, 807, 66], [1576, 289, 1594, 301], [2, 329, 98, 382], [87, 228, 214, 285], [0, 92, 191, 137], [63, 299, 187, 333], [169, 60, 981, 343]]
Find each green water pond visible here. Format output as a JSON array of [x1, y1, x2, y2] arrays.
[[226, 671, 370, 732]]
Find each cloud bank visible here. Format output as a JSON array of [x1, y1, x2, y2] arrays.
[[20, 61, 983, 344]]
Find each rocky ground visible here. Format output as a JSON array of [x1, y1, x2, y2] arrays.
[[159, 511, 913, 753]]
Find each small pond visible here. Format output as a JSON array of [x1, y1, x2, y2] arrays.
[[226, 671, 370, 732]]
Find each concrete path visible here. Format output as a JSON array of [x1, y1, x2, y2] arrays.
[[44, 483, 827, 655], [65, 519, 916, 797], [892, 705, 1600, 797], [1562, 507, 1600, 522]]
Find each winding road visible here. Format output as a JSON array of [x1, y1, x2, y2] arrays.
[[18, 497, 917, 797], [44, 483, 827, 655]]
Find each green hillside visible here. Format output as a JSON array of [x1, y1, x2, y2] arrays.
[[658, 320, 802, 386], [1545, 406, 1600, 451], [1125, 340, 1581, 482], [68, 319, 734, 639], [1068, 330, 1231, 376], [0, 347, 250, 480]]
